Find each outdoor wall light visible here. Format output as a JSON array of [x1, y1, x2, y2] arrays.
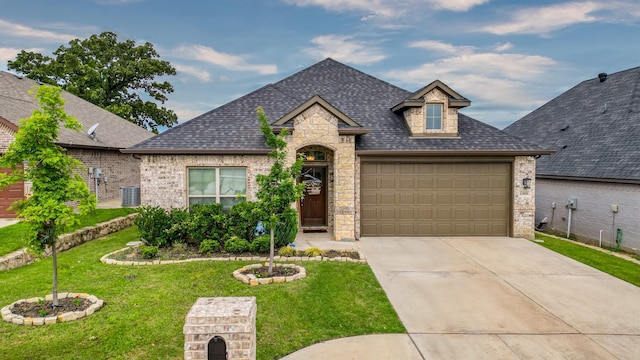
[[523, 177, 532, 189]]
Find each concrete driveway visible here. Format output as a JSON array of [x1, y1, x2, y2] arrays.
[[359, 236, 640, 360]]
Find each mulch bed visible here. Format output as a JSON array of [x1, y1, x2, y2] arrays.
[[12, 297, 91, 318], [240, 266, 299, 278]]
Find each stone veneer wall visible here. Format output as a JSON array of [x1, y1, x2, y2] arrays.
[[139, 154, 273, 209], [0, 214, 137, 272], [284, 104, 357, 241], [512, 156, 536, 239], [68, 149, 142, 202], [402, 88, 458, 136], [184, 297, 257, 360]]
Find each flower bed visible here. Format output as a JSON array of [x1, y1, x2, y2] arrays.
[[1, 292, 104, 326], [233, 263, 306, 286]]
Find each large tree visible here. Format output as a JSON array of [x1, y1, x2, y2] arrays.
[[0, 85, 96, 306], [8, 32, 177, 132]]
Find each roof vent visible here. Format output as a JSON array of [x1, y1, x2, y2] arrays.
[[598, 73, 607, 82]]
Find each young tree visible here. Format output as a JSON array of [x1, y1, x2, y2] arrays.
[[255, 107, 304, 274], [8, 32, 177, 132], [0, 85, 96, 306]]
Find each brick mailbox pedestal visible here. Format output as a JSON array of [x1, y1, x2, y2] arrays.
[[184, 297, 257, 360]]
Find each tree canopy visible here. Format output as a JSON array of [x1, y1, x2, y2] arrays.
[[0, 85, 96, 305], [8, 32, 177, 132]]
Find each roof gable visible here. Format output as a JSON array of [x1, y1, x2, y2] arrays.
[[504, 66, 640, 182], [392, 80, 471, 113], [273, 94, 362, 127]]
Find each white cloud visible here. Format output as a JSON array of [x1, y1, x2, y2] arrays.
[[0, 19, 76, 42], [384, 41, 559, 108], [493, 42, 513, 52], [174, 63, 212, 83], [481, 1, 640, 35], [409, 40, 474, 54], [304, 35, 386, 65], [173, 44, 277, 75], [284, 0, 486, 20]]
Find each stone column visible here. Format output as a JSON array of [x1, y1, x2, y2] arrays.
[[184, 297, 257, 360]]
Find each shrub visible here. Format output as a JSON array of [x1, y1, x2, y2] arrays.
[[188, 203, 228, 246], [199, 239, 221, 254], [166, 208, 190, 244], [249, 234, 271, 253], [228, 201, 262, 242], [275, 207, 298, 248], [224, 236, 250, 253], [134, 206, 172, 247], [304, 247, 322, 257], [140, 245, 158, 259], [278, 245, 296, 257]]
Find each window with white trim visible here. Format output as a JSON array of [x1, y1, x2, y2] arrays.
[[188, 167, 247, 210], [426, 104, 443, 130]]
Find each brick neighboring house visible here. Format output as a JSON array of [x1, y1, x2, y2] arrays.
[[124, 58, 551, 241], [504, 67, 640, 253], [0, 71, 154, 217]]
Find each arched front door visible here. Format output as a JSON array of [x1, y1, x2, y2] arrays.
[[300, 166, 327, 228]]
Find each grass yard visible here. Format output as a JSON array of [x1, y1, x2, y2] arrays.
[[535, 232, 640, 287], [0, 226, 405, 360], [0, 208, 137, 256]]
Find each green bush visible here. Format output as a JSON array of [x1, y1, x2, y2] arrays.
[[228, 201, 262, 242], [304, 247, 322, 257], [275, 207, 298, 247], [134, 206, 172, 247], [278, 245, 296, 257], [166, 208, 190, 244], [140, 245, 159, 259], [199, 239, 221, 254], [188, 203, 228, 246], [249, 234, 271, 253], [224, 236, 250, 253]]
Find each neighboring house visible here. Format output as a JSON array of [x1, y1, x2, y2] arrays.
[[124, 58, 551, 241], [504, 67, 640, 253], [0, 71, 154, 217]]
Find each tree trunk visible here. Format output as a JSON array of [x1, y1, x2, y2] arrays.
[[268, 227, 274, 276], [52, 239, 59, 306]]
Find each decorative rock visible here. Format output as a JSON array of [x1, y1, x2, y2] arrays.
[[44, 316, 57, 325], [32, 317, 45, 326], [58, 312, 78, 322]]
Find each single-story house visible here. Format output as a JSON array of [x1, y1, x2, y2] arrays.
[[504, 67, 640, 253], [124, 58, 552, 241], [0, 71, 154, 217]]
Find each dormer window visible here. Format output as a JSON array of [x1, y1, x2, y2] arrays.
[[426, 104, 442, 130]]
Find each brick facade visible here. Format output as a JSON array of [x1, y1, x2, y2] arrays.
[[536, 178, 639, 253], [68, 149, 143, 202], [139, 154, 273, 209]]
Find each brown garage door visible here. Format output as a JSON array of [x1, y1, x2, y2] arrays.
[[0, 168, 23, 218], [361, 162, 510, 236]]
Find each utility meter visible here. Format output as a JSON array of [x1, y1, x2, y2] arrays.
[[566, 198, 577, 209]]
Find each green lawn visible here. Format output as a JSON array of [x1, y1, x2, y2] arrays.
[[535, 232, 640, 287], [0, 226, 405, 360], [0, 208, 137, 256]]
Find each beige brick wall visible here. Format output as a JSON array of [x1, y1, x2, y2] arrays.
[[403, 88, 459, 136], [512, 156, 536, 239], [68, 149, 142, 202], [0, 123, 15, 152], [139, 154, 273, 209], [284, 104, 357, 240]]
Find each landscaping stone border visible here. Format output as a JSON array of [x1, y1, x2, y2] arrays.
[[1, 292, 105, 326], [100, 246, 367, 265], [233, 263, 306, 286], [0, 214, 137, 272]]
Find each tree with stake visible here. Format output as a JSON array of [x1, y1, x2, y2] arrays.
[[255, 107, 304, 275], [0, 85, 96, 306], [8, 31, 177, 132]]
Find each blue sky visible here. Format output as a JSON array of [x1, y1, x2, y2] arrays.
[[1, 0, 639, 129]]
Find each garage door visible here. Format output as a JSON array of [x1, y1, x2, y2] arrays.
[[361, 162, 510, 236], [0, 168, 23, 218]]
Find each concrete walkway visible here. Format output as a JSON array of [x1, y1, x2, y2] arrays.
[[283, 236, 640, 359]]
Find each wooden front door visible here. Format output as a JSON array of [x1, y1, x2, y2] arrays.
[[300, 166, 327, 227]]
